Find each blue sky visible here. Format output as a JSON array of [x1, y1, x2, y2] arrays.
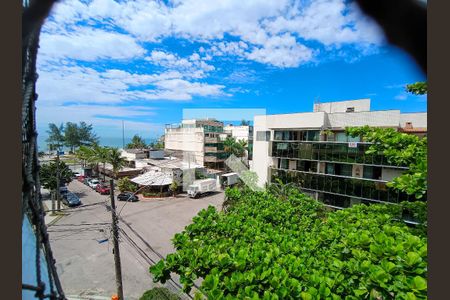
[[36, 0, 426, 146]]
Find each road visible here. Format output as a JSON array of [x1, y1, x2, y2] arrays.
[[47, 180, 225, 300]]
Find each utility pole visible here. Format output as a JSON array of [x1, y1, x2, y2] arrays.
[[56, 147, 61, 211], [122, 120, 125, 149], [109, 179, 124, 300]]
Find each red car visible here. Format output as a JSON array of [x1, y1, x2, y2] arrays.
[[96, 184, 111, 195], [77, 175, 85, 182]]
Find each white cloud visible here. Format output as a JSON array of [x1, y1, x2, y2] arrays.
[[36, 65, 227, 105], [246, 34, 314, 67], [39, 27, 146, 62], [145, 50, 215, 77], [263, 0, 384, 46], [42, 0, 385, 68]]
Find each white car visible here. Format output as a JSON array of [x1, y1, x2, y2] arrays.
[[88, 179, 100, 189]]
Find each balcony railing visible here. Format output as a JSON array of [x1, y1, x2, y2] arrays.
[[271, 141, 407, 168], [269, 167, 414, 204]]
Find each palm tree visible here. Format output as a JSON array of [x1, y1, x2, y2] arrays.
[[93, 145, 110, 182], [236, 139, 247, 157], [126, 134, 147, 149], [223, 136, 238, 156], [75, 145, 94, 168], [108, 147, 127, 178]]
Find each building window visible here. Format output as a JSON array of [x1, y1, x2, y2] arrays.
[[363, 166, 382, 180], [256, 131, 270, 141], [346, 107, 355, 112]]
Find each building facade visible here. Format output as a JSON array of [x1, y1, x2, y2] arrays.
[[252, 99, 427, 209], [223, 124, 254, 160], [164, 119, 230, 170]]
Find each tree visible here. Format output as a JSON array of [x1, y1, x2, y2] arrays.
[[78, 122, 99, 146], [240, 120, 250, 126], [40, 161, 73, 191], [117, 177, 137, 192], [64, 122, 79, 153], [346, 126, 427, 199], [406, 81, 427, 95], [108, 147, 127, 178], [126, 134, 147, 149], [169, 181, 178, 196], [150, 188, 427, 298], [223, 137, 246, 158], [46, 123, 65, 151], [92, 145, 110, 181], [74, 145, 96, 168]]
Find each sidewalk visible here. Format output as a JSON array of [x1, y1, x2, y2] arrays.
[[41, 188, 65, 226]]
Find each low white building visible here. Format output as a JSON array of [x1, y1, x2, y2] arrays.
[[164, 119, 231, 170]]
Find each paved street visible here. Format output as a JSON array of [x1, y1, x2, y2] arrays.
[[47, 180, 225, 300]]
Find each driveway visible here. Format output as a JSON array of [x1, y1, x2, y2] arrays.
[[47, 180, 225, 300]]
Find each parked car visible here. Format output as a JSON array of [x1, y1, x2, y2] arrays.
[[77, 175, 85, 182], [88, 178, 100, 189], [117, 192, 138, 202], [73, 172, 82, 178], [83, 177, 91, 185], [96, 184, 111, 195], [59, 186, 68, 195], [62, 191, 81, 207]]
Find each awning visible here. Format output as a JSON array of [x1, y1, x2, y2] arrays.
[[130, 171, 173, 186]]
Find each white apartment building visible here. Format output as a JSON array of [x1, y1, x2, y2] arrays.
[[252, 99, 427, 208], [164, 119, 230, 170]]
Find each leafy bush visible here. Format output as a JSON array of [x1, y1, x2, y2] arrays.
[[139, 287, 181, 300], [150, 188, 427, 299], [117, 177, 137, 192], [346, 126, 427, 200]]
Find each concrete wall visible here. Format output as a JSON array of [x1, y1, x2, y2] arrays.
[[164, 127, 205, 166], [399, 113, 427, 128], [381, 167, 405, 181], [314, 99, 370, 113], [352, 164, 363, 178], [288, 160, 297, 170], [120, 150, 147, 160], [252, 115, 272, 187], [149, 150, 164, 159], [264, 112, 326, 129], [327, 110, 401, 128], [224, 125, 251, 142]]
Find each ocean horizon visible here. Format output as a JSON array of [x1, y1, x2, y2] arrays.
[[37, 136, 159, 152]]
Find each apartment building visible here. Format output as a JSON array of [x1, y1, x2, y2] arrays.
[[164, 119, 230, 170], [252, 99, 427, 209]]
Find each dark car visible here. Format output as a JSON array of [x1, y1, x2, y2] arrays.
[[62, 192, 81, 207], [117, 192, 138, 202], [96, 184, 111, 195]]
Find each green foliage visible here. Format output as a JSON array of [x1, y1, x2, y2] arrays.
[[117, 177, 137, 192], [150, 188, 427, 299], [406, 82, 427, 95], [108, 147, 127, 176], [223, 136, 246, 157], [39, 161, 74, 190], [346, 126, 427, 199], [139, 287, 181, 300], [46, 123, 65, 150], [170, 181, 178, 195], [126, 134, 147, 149], [47, 122, 98, 153]]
